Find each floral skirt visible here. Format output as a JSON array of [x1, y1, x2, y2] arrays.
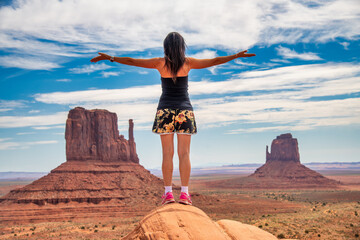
[[152, 108, 197, 135]]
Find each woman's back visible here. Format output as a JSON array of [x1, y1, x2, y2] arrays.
[[156, 57, 190, 78]]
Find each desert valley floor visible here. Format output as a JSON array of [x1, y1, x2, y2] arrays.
[[0, 170, 359, 240]]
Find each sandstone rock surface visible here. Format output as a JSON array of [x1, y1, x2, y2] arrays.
[[123, 203, 278, 240], [66, 107, 139, 163], [266, 133, 299, 163]]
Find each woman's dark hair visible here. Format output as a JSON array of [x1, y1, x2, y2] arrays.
[[163, 32, 187, 83]]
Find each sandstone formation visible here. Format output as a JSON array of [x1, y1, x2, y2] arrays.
[[208, 133, 341, 189], [123, 203, 278, 240], [66, 107, 139, 163], [0, 107, 166, 223], [266, 133, 299, 163]]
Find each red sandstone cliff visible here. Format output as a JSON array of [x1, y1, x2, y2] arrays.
[[66, 107, 139, 163]]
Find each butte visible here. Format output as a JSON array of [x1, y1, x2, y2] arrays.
[[208, 133, 342, 189], [0, 107, 165, 224]]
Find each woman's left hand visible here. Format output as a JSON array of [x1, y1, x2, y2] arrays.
[[90, 52, 111, 63]]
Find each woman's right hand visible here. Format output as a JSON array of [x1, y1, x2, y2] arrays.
[[236, 50, 256, 58], [90, 52, 111, 63]]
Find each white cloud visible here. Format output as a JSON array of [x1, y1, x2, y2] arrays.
[[0, 100, 27, 112], [339, 42, 350, 50], [0, 56, 61, 70], [28, 110, 40, 114], [32, 125, 65, 130], [56, 78, 71, 82], [101, 71, 122, 78], [70, 62, 112, 74], [30, 62, 360, 132], [34, 85, 161, 104], [0, 0, 358, 69], [270, 58, 291, 64], [234, 59, 259, 66], [0, 112, 67, 128], [16, 132, 35, 135], [0, 139, 58, 150], [276, 46, 322, 60], [189, 50, 217, 59]]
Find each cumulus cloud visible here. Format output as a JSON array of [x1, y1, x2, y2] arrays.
[[0, 0, 358, 69], [276, 46, 322, 60]]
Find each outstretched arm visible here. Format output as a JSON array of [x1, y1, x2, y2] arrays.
[[90, 52, 161, 69], [188, 50, 255, 69]]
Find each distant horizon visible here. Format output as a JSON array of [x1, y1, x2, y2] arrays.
[[1, 160, 359, 173], [1, 0, 359, 172]]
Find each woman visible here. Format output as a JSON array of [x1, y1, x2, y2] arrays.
[[91, 32, 255, 206]]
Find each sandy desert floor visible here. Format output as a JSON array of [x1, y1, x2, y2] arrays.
[[0, 173, 359, 240]]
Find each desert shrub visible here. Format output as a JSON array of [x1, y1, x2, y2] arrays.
[[262, 215, 265, 217], [102, 224, 106, 227], [318, 234, 321, 237], [94, 229, 98, 233], [94, 225, 98, 228], [14, 234, 17, 236], [350, 224, 354, 227], [355, 233, 359, 238], [305, 230, 309, 234], [265, 223, 269, 226], [80, 226, 85, 230], [277, 233, 285, 239], [112, 225, 116, 230], [355, 211, 358, 216], [258, 225, 263, 228]]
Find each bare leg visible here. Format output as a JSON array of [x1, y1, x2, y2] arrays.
[[177, 134, 191, 186], [160, 133, 174, 186]]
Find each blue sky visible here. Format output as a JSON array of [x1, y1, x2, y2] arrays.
[[0, 0, 359, 172]]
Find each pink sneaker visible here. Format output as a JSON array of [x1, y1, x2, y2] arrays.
[[161, 191, 175, 205], [178, 192, 192, 205]]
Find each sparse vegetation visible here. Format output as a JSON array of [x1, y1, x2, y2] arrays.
[[277, 233, 285, 238]]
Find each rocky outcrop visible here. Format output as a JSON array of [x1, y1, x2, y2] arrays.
[[0, 161, 164, 206], [0, 107, 162, 215], [65, 107, 139, 163], [208, 133, 341, 189], [266, 133, 299, 163], [123, 203, 278, 240]]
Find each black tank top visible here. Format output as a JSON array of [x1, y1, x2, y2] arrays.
[[156, 75, 193, 111]]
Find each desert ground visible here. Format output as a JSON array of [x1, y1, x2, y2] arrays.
[[0, 171, 359, 240]]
